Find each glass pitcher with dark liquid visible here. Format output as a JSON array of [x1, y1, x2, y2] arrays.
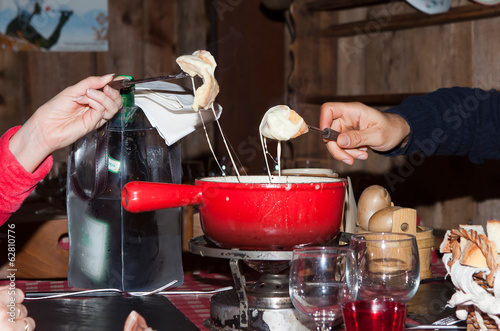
[[66, 79, 183, 291]]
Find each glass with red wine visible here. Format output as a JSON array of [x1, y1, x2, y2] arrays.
[[342, 299, 407, 331]]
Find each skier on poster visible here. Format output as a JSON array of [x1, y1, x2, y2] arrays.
[[6, 0, 73, 50]]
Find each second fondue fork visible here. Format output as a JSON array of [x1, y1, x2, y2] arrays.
[[307, 125, 340, 141]]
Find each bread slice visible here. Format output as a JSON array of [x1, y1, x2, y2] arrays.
[[176, 50, 219, 111], [459, 224, 485, 252], [260, 106, 309, 140], [486, 220, 500, 254], [439, 230, 453, 253], [460, 240, 488, 268], [289, 109, 309, 138], [459, 233, 497, 269], [459, 224, 486, 234]]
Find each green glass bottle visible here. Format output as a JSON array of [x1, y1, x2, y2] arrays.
[[67, 75, 184, 291]]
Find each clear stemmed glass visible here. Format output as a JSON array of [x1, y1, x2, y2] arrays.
[[289, 246, 358, 331], [350, 232, 420, 303]]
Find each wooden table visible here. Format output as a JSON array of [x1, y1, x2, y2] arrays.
[[0, 216, 68, 279]]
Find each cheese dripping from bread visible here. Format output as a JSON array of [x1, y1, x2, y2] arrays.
[[259, 105, 308, 181], [176, 50, 219, 111], [176, 50, 241, 180]]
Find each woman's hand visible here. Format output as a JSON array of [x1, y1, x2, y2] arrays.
[[9, 74, 123, 173], [319, 102, 410, 165], [123, 310, 154, 331], [0, 286, 35, 331]]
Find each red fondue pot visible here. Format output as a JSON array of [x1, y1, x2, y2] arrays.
[[122, 175, 347, 250]]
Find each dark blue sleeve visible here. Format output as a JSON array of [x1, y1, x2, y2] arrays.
[[380, 87, 500, 163]]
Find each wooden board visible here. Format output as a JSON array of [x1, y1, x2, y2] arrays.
[[176, 0, 215, 161], [289, 0, 338, 102], [473, 16, 500, 90], [215, 0, 286, 173], [23, 52, 95, 119], [0, 51, 23, 135], [0, 219, 68, 279]]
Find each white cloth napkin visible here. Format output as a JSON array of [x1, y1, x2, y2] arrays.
[[134, 81, 222, 146]]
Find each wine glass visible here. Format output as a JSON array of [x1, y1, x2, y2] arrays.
[[289, 246, 358, 331], [349, 232, 420, 303]]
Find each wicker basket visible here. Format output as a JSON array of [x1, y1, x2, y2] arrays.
[[448, 229, 499, 331]]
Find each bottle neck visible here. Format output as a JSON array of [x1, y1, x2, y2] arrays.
[[118, 74, 135, 105], [121, 86, 135, 108], [112, 75, 136, 125]]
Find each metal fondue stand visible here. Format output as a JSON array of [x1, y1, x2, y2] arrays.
[[189, 236, 314, 331]]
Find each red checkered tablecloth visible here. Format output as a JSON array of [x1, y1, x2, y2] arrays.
[[164, 272, 234, 330], [1, 261, 449, 330], [1, 272, 235, 331]]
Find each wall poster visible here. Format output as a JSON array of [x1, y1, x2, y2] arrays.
[[0, 0, 108, 51]]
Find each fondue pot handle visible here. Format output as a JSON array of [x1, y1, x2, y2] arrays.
[[122, 181, 203, 212]]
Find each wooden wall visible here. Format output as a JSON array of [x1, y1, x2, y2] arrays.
[[0, 0, 288, 175], [0, 0, 211, 162], [0, 0, 216, 277], [215, 1, 287, 174], [5, 0, 499, 233], [289, 0, 500, 230]]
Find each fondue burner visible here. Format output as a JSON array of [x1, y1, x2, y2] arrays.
[[189, 236, 315, 331]]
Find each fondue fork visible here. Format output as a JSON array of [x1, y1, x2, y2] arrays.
[[406, 326, 466, 330], [307, 125, 340, 141], [406, 314, 465, 330], [106, 72, 190, 90]]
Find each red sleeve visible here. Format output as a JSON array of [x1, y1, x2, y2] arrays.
[[0, 126, 53, 225]]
